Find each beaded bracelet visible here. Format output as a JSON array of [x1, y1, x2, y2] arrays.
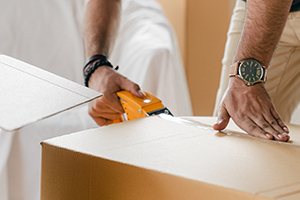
[[83, 54, 113, 87]]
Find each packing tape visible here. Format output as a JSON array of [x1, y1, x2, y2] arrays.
[[158, 114, 300, 149]]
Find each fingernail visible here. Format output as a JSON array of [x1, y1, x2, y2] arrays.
[[139, 90, 146, 96], [277, 134, 283, 140], [283, 127, 289, 133], [265, 133, 273, 139], [215, 118, 223, 124], [281, 132, 289, 140]]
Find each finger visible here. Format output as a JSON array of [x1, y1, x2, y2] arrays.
[[270, 108, 289, 133], [90, 101, 116, 113], [262, 111, 289, 142], [238, 117, 274, 140], [91, 116, 113, 126], [254, 115, 288, 142], [89, 102, 122, 118], [118, 77, 145, 98], [269, 108, 290, 142], [213, 105, 230, 131], [91, 111, 121, 121], [264, 115, 286, 135], [96, 94, 124, 114]]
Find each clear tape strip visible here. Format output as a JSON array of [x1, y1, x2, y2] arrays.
[[158, 114, 300, 149]]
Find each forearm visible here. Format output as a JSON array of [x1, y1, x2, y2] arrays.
[[83, 0, 122, 58], [234, 0, 292, 67]]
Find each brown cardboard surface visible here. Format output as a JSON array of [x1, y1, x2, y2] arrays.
[[0, 55, 101, 131], [41, 116, 300, 200]]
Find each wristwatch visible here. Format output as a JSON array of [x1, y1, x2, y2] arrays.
[[229, 59, 267, 86]]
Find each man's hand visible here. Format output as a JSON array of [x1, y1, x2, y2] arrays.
[[213, 77, 290, 142], [88, 65, 145, 126]]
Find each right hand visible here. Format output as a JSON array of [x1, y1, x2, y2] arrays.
[[213, 77, 290, 142], [87, 65, 145, 126]]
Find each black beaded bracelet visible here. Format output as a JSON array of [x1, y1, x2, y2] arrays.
[[83, 54, 113, 87]]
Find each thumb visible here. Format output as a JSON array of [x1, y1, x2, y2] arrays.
[[213, 105, 230, 131], [120, 77, 145, 98]]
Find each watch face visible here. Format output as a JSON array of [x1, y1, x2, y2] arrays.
[[239, 59, 263, 85]]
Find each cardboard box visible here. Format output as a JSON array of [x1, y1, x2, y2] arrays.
[[0, 54, 101, 131], [41, 116, 300, 200]]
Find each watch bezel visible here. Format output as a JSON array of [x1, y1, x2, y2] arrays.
[[238, 59, 264, 86]]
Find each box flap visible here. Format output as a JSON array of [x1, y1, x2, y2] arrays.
[[0, 54, 101, 131], [42, 116, 300, 199]]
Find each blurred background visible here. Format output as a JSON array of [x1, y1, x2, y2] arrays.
[[157, 0, 300, 124], [156, 0, 233, 116]]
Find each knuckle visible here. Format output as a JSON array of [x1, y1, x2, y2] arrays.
[[276, 118, 284, 125], [88, 109, 95, 117], [88, 106, 99, 117], [97, 96, 109, 104], [236, 111, 245, 119], [270, 120, 277, 126], [248, 124, 258, 132], [132, 83, 141, 91], [261, 123, 270, 129]]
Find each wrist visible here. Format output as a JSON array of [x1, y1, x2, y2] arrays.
[[229, 76, 265, 90], [84, 54, 108, 68], [229, 59, 267, 86], [83, 54, 114, 87], [87, 65, 113, 90]]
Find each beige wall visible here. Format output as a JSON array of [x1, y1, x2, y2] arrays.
[[156, 0, 187, 66], [157, 0, 231, 116]]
